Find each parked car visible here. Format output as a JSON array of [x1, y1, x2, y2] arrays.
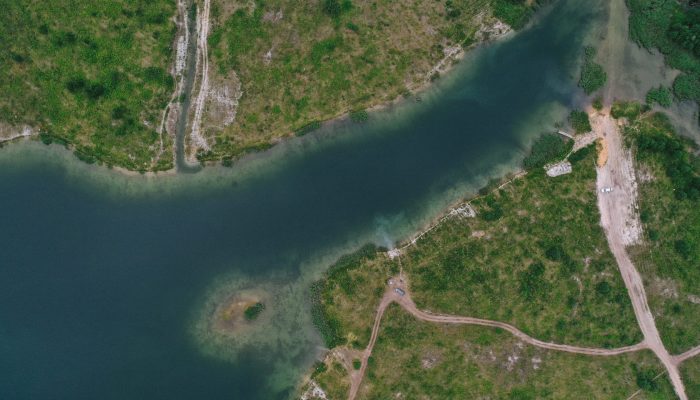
[[600, 187, 614, 193]]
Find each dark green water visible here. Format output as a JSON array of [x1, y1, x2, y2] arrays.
[[0, 1, 604, 399]]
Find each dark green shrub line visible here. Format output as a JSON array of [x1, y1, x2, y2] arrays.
[[522, 133, 573, 170]]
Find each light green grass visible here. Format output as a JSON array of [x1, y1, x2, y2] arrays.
[[0, 0, 176, 171]]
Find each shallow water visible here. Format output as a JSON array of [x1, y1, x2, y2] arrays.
[[0, 1, 610, 399]]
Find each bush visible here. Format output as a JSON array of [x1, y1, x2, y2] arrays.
[[349, 110, 368, 123], [322, 0, 352, 18], [592, 97, 603, 110], [568, 110, 591, 134], [352, 359, 361, 370], [522, 133, 572, 170], [568, 143, 594, 165], [295, 120, 322, 136], [579, 46, 607, 95], [646, 86, 673, 107], [673, 73, 700, 102], [611, 101, 644, 120]]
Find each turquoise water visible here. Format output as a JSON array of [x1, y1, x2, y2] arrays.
[[0, 1, 605, 398]]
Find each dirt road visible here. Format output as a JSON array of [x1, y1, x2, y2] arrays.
[[594, 109, 688, 400]]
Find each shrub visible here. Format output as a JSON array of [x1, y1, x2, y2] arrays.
[[611, 101, 644, 120], [522, 133, 572, 170], [492, 0, 534, 30], [244, 302, 265, 321], [592, 97, 603, 110], [349, 110, 368, 123], [646, 86, 672, 107], [568, 143, 593, 165], [322, 0, 352, 18], [295, 120, 322, 137], [568, 110, 591, 134], [352, 359, 361, 370], [673, 73, 700, 102]]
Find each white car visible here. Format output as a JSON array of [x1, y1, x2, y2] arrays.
[[600, 187, 614, 193]]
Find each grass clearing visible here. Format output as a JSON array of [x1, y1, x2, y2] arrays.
[[0, 0, 177, 171], [622, 110, 700, 354]]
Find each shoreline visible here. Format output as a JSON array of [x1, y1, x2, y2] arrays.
[[0, 17, 515, 177]]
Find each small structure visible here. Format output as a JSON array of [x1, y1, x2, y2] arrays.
[[545, 161, 572, 177], [387, 248, 402, 259]]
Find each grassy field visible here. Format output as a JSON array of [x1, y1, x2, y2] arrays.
[[354, 304, 675, 400], [627, 0, 700, 108], [198, 0, 539, 162], [621, 108, 700, 354], [0, 0, 177, 171], [682, 356, 700, 400]]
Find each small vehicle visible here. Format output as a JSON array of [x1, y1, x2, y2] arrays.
[[394, 288, 406, 296], [600, 187, 614, 193]]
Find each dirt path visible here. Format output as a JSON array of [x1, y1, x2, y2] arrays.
[[594, 109, 688, 400], [347, 277, 648, 400], [188, 0, 212, 160], [674, 345, 700, 364]]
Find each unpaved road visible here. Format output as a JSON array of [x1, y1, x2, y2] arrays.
[[674, 344, 700, 364], [348, 277, 648, 400], [594, 109, 688, 400]]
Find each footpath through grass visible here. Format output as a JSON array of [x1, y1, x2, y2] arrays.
[[357, 304, 675, 400], [0, 0, 176, 171], [620, 105, 700, 354]]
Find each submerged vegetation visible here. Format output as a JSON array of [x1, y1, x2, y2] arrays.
[[620, 106, 700, 353], [578, 46, 607, 95], [628, 0, 700, 107], [0, 0, 176, 171]]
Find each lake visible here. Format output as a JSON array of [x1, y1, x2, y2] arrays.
[[0, 1, 608, 398]]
